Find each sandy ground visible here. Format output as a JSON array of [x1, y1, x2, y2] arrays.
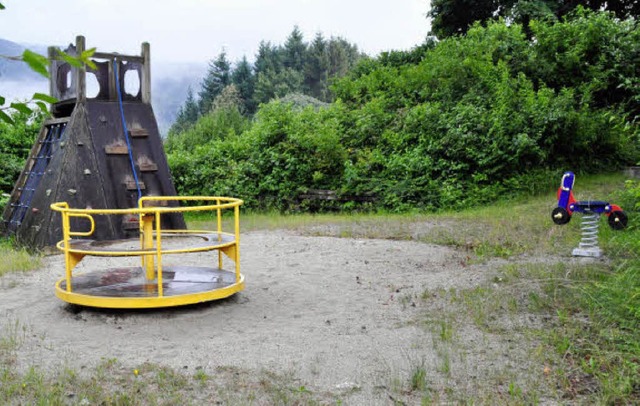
[[0, 230, 547, 404]]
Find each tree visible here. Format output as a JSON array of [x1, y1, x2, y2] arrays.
[[232, 56, 256, 114], [168, 86, 199, 134], [428, 0, 640, 39], [327, 37, 360, 78], [429, 0, 503, 39], [254, 68, 304, 105], [254, 41, 281, 76], [211, 84, 244, 113], [0, 110, 43, 195], [304, 33, 330, 101], [199, 51, 231, 114], [282, 26, 307, 72]]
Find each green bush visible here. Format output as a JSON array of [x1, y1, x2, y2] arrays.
[[167, 11, 640, 212], [0, 111, 42, 196]]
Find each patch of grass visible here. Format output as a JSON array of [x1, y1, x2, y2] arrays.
[[193, 368, 210, 385], [410, 364, 428, 392], [0, 328, 336, 405], [0, 238, 41, 277], [422, 254, 640, 403]]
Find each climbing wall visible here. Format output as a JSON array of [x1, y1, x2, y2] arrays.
[[1, 36, 186, 248], [4, 120, 67, 234]]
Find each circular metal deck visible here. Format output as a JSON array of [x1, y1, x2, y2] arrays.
[[56, 266, 244, 309]]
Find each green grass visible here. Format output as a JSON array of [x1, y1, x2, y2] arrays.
[[188, 174, 632, 260], [0, 238, 41, 277], [0, 351, 334, 405], [1, 171, 639, 403]]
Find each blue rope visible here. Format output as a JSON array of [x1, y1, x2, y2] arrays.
[[113, 60, 142, 200]]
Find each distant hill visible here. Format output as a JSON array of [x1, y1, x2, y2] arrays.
[[0, 38, 205, 135], [0, 38, 46, 81]]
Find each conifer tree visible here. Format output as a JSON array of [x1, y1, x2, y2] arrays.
[[282, 26, 307, 72], [232, 56, 256, 114], [199, 51, 231, 114], [254, 41, 282, 76], [169, 86, 199, 134], [304, 33, 330, 101]]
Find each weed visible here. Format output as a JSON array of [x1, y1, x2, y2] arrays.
[[0, 239, 41, 277], [193, 368, 209, 384], [410, 364, 428, 392], [438, 319, 453, 342]]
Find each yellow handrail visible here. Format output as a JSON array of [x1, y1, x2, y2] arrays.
[[51, 196, 242, 215], [67, 213, 95, 237], [50, 196, 243, 297]]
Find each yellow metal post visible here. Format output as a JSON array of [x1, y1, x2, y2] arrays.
[[155, 211, 163, 297], [234, 205, 240, 282], [217, 198, 222, 270], [62, 208, 72, 292], [141, 214, 155, 280]]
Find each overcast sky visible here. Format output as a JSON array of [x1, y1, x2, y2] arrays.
[[1, 0, 431, 64]]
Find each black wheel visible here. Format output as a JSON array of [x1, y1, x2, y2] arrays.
[[608, 210, 628, 230], [551, 207, 571, 225]]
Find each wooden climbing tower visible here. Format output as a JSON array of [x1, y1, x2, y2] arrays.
[[1, 36, 185, 248]]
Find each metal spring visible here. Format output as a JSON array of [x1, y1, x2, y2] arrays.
[[578, 213, 599, 249]]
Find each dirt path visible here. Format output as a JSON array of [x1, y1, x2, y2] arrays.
[[0, 230, 550, 404]]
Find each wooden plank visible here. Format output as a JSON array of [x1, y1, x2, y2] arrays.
[[139, 162, 158, 172], [105, 144, 129, 155], [92, 52, 144, 63], [76, 36, 86, 103], [125, 180, 145, 190], [128, 128, 149, 137], [142, 199, 168, 207], [48, 47, 56, 99], [44, 117, 70, 126], [141, 42, 151, 104]]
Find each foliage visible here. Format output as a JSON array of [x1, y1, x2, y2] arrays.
[[529, 8, 640, 121], [241, 102, 346, 209], [428, 0, 640, 39], [169, 86, 199, 135], [0, 111, 42, 197], [169, 27, 364, 134], [231, 56, 256, 114], [167, 11, 639, 212], [198, 51, 232, 115], [167, 101, 345, 210], [276, 93, 329, 111]]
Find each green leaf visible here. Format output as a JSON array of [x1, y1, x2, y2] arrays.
[[33, 93, 58, 104], [0, 3, 5, 10], [59, 51, 83, 68], [10, 103, 32, 115], [22, 49, 49, 78], [81, 48, 97, 70], [0, 110, 14, 125], [35, 101, 49, 113], [0, 96, 5, 106]]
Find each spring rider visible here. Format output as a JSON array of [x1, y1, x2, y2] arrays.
[[551, 171, 627, 257]]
